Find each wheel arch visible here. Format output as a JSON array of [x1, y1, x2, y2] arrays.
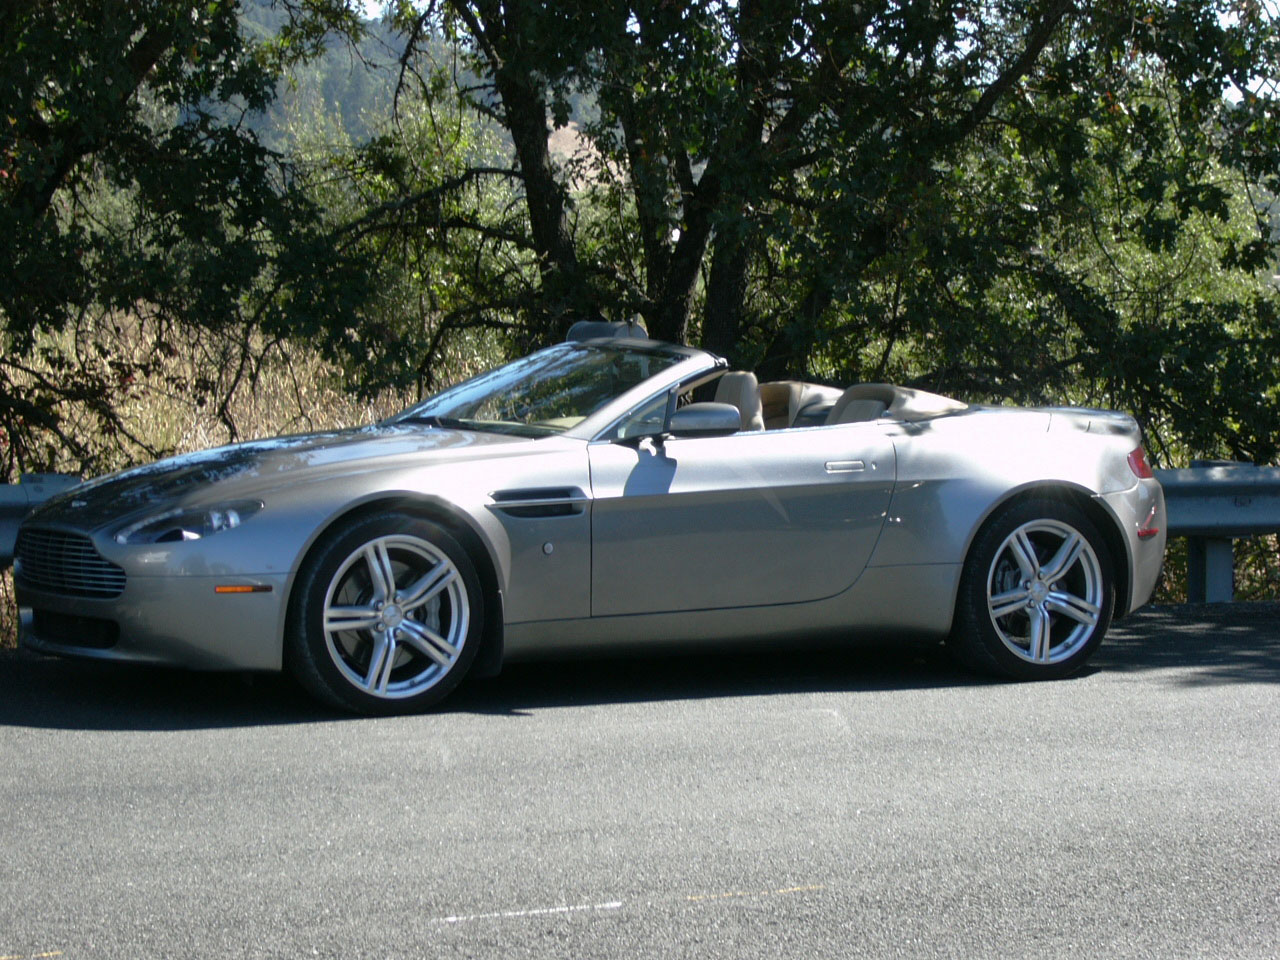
[[964, 482, 1132, 617], [282, 494, 506, 679]]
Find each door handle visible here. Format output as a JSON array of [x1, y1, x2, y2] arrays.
[[825, 460, 865, 473]]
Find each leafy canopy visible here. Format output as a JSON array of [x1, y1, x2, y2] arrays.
[[0, 0, 370, 475]]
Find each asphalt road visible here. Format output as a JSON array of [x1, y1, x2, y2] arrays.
[[1, 603, 1277, 959]]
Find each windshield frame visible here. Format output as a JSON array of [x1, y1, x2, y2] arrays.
[[387, 339, 720, 441]]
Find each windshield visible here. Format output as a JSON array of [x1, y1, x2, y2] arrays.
[[390, 341, 691, 437]]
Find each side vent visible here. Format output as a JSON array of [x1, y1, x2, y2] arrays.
[[488, 487, 590, 519]]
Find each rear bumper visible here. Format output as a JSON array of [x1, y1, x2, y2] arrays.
[[1099, 477, 1166, 615]]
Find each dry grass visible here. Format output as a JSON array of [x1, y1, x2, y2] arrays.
[[104, 325, 420, 471], [0, 570, 15, 649]]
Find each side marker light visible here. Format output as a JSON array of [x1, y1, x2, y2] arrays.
[[214, 585, 273, 594], [1136, 505, 1160, 540]]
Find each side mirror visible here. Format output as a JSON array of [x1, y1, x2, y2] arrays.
[[668, 402, 742, 438]]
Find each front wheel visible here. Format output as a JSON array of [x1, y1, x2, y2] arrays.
[[286, 513, 483, 714], [951, 497, 1114, 680]]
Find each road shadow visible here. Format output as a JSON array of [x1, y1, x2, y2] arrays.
[[0, 638, 985, 731], [452, 602, 1280, 714], [448, 638, 989, 717], [0, 602, 1274, 730], [1094, 602, 1280, 685], [0, 648, 333, 731]]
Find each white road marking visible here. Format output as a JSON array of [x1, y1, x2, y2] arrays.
[[433, 882, 825, 925], [434, 901, 623, 924], [687, 883, 826, 902]]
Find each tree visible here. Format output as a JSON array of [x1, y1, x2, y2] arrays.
[[379, 0, 1280, 460], [0, 0, 369, 477], [6, 1, 1278, 474], [284, 75, 521, 398]]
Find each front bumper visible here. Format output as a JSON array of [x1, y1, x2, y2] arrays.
[[18, 573, 290, 671]]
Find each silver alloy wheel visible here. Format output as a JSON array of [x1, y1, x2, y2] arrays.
[[321, 534, 469, 699], [985, 518, 1103, 665]]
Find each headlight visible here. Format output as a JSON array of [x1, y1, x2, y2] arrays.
[[114, 500, 264, 545]]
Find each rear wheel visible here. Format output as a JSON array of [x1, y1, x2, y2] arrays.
[[951, 497, 1114, 680], [286, 512, 482, 713]]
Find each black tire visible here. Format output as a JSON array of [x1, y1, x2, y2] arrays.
[[950, 497, 1114, 680], [285, 512, 483, 714]]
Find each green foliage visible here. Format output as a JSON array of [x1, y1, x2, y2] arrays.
[[281, 78, 517, 397], [392, 0, 1280, 465], [238, 2, 413, 150], [0, 0, 372, 478], [3, 0, 1280, 480]]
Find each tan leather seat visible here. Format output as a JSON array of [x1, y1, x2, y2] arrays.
[[713, 371, 765, 432], [827, 396, 887, 423], [826, 383, 968, 425], [759, 380, 843, 428]]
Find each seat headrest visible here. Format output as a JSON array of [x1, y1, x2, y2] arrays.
[[713, 371, 765, 431]]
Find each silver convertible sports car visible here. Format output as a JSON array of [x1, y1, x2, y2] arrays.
[[15, 325, 1166, 713]]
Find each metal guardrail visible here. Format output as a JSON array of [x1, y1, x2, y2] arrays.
[[2, 466, 1278, 603], [0, 474, 82, 566], [1154, 463, 1280, 603]]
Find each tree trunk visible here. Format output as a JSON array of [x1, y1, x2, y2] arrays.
[[703, 227, 752, 361], [493, 69, 584, 342], [449, 1, 586, 343]]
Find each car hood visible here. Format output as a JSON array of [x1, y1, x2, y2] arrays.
[[27, 424, 531, 530]]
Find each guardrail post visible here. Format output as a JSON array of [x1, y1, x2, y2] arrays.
[[1186, 536, 1235, 603]]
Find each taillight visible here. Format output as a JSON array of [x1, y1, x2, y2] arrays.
[[1127, 446, 1154, 479]]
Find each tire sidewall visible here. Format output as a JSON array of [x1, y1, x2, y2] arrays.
[[955, 497, 1114, 681], [286, 512, 483, 714]]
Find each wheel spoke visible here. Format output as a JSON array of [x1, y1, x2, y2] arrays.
[[397, 619, 458, 666], [400, 563, 456, 611], [1041, 532, 1084, 583], [1046, 590, 1100, 628], [989, 588, 1031, 620], [1009, 530, 1040, 580], [362, 542, 397, 602], [363, 631, 396, 693], [324, 604, 381, 633], [1027, 606, 1052, 662], [319, 530, 473, 701], [984, 515, 1106, 667]]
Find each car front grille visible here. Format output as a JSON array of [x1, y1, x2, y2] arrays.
[[14, 528, 127, 599]]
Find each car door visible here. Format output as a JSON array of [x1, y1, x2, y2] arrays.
[[587, 424, 896, 616]]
